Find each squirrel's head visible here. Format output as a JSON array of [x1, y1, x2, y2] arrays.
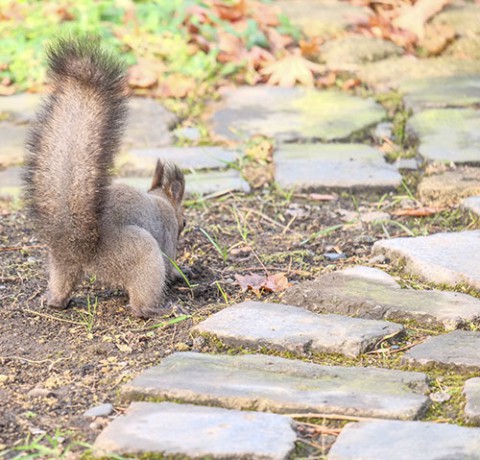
[[149, 160, 186, 237]]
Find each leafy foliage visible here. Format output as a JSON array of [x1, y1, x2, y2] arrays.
[[0, 0, 303, 95]]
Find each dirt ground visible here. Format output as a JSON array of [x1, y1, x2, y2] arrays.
[[0, 188, 479, 458]]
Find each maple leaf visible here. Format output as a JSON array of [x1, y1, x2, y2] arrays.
[[260, 52, 325, 87]]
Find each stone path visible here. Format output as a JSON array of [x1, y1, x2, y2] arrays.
[[93, 402, 296, 459], [121, 352, 429, 420], [282, 266, 480, 330], [194, 300, 403, 357], [372, 231, 480, 289], [328, 420, 480, 460]]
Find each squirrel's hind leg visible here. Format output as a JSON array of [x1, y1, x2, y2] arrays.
[[46, 254, 81, 309]]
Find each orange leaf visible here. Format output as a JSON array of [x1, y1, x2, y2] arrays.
[[235, 272, 291, 294], [127, 60, 159, 89], [392, 207, 445, 217]]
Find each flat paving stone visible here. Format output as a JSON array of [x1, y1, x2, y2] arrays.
[[0, 122, 27, 168], [328, 419, 480, 460], [432, 4, 480, 37], [117, 146, 238, 176], [358, 55, 480, 91], [124, 97, 177, 149], [372, 230, 480, 289], [115, 169, 250, 196], [462, 196, 480, 216], [283, 266, 480, 330], [121, 352, 430, 420], [93, 402, 295, 459], [407, 108, 480, 163], [402, 76, 480, 111], [0, 166, 22, 200], [0, 93, 40, 123], [210, 86, 385, 142], [402, 331, 480, 371], [464, 378, 480, 425], [276, 0, 371, 38], [418, 167, 480, 206], [322, 36, 402, 71], [274, 144, 401, 190], [194, 301, 403, 358]]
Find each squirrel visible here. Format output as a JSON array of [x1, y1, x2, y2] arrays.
[[23, 37, 186, 318]]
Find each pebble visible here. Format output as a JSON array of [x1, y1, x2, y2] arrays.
[[84, 403, 114, 418]]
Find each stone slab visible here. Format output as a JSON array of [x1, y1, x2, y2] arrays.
[[274, 144, 401, 190], [0, 166, 22, 200], [328, 420, 480, 460], [0, 122, 27, 168], [407, 108, 480, 163], [121, 352, 430, 420], [462, 196, 480, 216], [282, 266, 480, 330], [464, 378, 480, 425], [0, 93, 40, 123], [115, 169, 250, 196], [210, 86, 385, 142], [93, 402, 296, 459], [322, 36, 402, 71], [372, 230, 480, 289], [418, 167, 480, 206], [432, 4, 480, 37], [402, 76, 480, 111], [446, 36, 480, 61], [123, 97, 177, 149], [402, 331, 480, 371], [276, 0, 371, 38], [117, 146, 238, 176], [194, 301, 403, 358], [358, 55, 480, 91]]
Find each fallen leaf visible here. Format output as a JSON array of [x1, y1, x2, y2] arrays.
[[158, 74, 197, 98], [261, 52, 325, 87], [127, 60, 159, 89], [0, 84, 16, 96], [308, 193, 337, 201], [235, 272, 290, 294], [212, 0, 247, 21], [392, 207, 445, 217]]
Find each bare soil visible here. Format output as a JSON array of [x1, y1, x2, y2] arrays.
[[0, 189, 478, 457]]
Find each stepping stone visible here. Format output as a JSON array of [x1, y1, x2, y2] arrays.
[[0, 123, 27, 168], [274, 144, 401, 190], [462, 196, 480, 216], [121, 352, 430, 420], [418, 167, 480, 206], [446, 36, 480, 61], [194, 301, 403, 358], [358, 55, 480, 91], [328, 420, 480, 460], [117, 146, 238, 176], [0, 166, 22, 200], [115, 169, 250, 196], [372, 230, 480, 290], [124, 97, 177, 149], [322, 36, 402, 71], [432, 4, 480, 37], [0, 93, 40, 123], [407, 108, 480, 164], [402, 331, 480, 371], [282, 266, 480, 330], [93, 402, 296, 460], [210, 86, 385, 142], [402, 76, 480, 111], [276, 0, 371, 38], [464, 378, 480, 425]]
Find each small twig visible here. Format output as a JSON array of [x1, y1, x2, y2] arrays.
[[282, 215, 296, 235], [289, 413, 379, 422], [0, 244, 46, 252], [366, 339, 425, 355], [241, 207, 293, 232]]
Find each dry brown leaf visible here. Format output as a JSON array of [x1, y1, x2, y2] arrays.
[[158, 74, 197, 98], [261, 52, 325, 87], [235, 272, 290, 294], [127, 60, 160, 89], [392, 207, 445, 217], [212, 0, 247, 21]]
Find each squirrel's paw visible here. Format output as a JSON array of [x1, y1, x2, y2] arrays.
[[44, 292, 71, 310]]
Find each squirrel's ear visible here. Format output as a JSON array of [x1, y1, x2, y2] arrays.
[[150, 160, 165, 191], [167, 165, 185, 204]]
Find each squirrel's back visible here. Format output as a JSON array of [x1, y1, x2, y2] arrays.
[[24, 37, 127, 262]]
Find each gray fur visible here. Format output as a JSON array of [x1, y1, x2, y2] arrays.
[[23, 37, 185, 318]]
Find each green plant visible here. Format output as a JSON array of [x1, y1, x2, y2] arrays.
[[2, 430, 74, 459], [199, 227, 229, 261], [75, 295, 98, 336]]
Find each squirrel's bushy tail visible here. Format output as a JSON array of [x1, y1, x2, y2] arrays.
[[24, 36, 127, 262]]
